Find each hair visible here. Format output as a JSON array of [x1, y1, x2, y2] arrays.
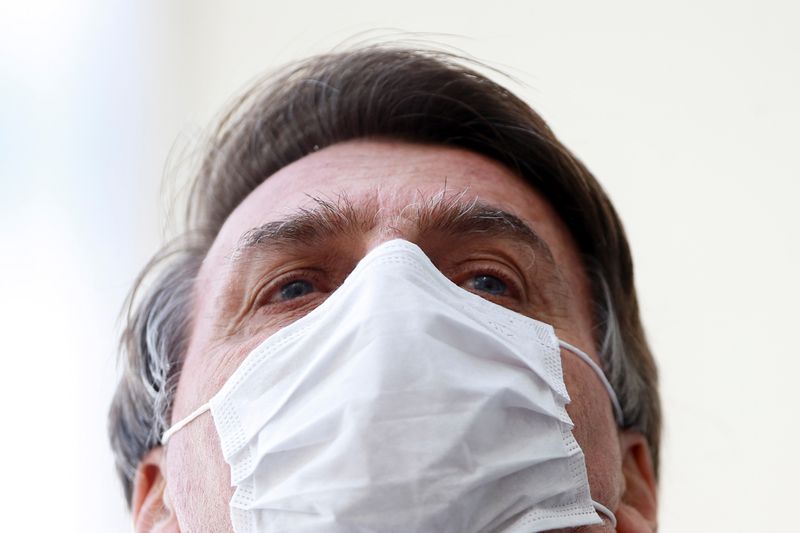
[[109, 44, 661, 505]]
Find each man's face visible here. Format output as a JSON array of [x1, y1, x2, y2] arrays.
[[162, 140, 630, 532]]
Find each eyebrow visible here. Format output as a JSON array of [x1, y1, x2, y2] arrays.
[[231, 193, 557, 269]]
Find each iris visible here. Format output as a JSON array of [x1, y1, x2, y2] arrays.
[[471, 274, 507, 296], [280, 280, 315, 301]]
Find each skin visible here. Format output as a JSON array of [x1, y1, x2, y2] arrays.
[[133, 140, 658, 532]]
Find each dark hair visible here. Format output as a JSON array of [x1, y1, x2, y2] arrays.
[[109, 44, 660, 505]]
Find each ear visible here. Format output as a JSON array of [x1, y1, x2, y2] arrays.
[[132, 447, 180, 533], [614, 431, 658, 533]]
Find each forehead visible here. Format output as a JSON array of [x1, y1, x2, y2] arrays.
[[209, 139, 572, 262]]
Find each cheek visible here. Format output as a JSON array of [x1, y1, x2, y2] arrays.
[[562, 357, 623, 506], [173, 330, 267, 426], [163, 330, 270, 530], [165, 416, 235, 532]]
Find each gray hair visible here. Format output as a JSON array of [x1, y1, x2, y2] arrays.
[[109, 237, 204, 491]]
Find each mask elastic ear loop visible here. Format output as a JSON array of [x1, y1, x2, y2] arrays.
[[559, 340, 624, 427], [160, 402, 211, 445], [592, 500, 617, 528]]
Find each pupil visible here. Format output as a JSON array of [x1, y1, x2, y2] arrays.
[[472, 275, 506, 295], [280, 280, 313, 300]]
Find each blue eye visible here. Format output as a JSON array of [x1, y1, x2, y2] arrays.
[[471, 274, 507, 296], [279, 280, 315, 301]]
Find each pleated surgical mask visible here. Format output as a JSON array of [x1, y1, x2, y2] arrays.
[[163, 239, 622, 532]]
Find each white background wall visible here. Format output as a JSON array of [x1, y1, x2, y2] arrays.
[[1, 1, 798, 531]]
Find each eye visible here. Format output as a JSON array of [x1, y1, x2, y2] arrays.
[[256, 269, 332, 311], [276, 279, 316, 302], [469, 274, 508, 296], [452, 261, 525, 305]]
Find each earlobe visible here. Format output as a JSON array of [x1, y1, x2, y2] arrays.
[[615, 432, 658, 533], [132, 447, 180, 533]]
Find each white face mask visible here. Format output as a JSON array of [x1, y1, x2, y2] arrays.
[[163, 239, 622, 532]]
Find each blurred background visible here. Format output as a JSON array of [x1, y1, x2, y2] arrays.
[[1, 1, 798, 531]]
